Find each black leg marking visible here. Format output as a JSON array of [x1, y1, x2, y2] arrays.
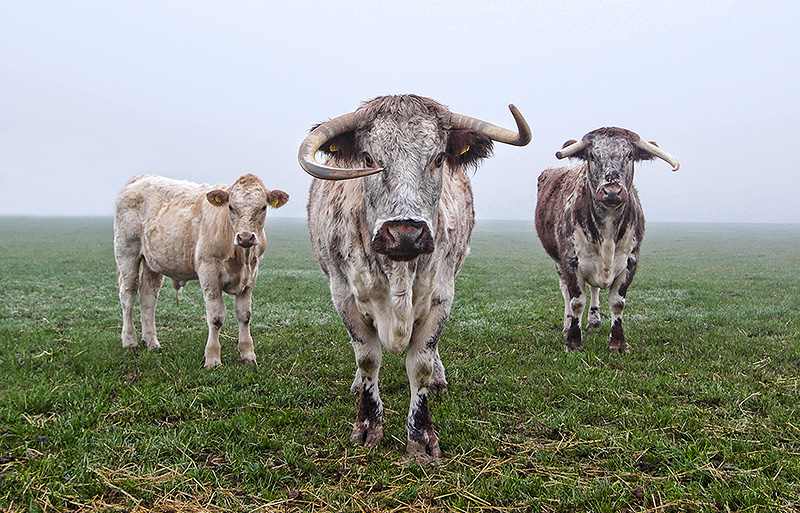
[[566, 315, 583, 352], [609, 318, 627, 353]]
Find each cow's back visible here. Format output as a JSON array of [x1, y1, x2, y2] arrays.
[[115, 175, 209, 281]]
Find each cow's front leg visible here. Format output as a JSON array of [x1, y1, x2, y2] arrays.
[[607, 280, 627, 353], [338, 300, 385, 449], [404, 307, 450, 465], [234, 285, 256, 364], [139, 265, 163, 350], [564, 280, 586, 352], [607, 256, 638, 353], [200, 276, 226, 368], [351, 335, 384, 449]]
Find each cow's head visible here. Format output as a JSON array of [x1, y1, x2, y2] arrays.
[[206, 174, 289, 249], [556, 127, 679, 211], [298, 95, 530, 261]]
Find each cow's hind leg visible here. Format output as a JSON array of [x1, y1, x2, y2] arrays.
[[234, 286, 256, 363], [564, 282, 586, 352], [115, 239, 141, 349], [139, 263, 163, 350], [586, 285, 602, 331], [558, 276, 571, 332]]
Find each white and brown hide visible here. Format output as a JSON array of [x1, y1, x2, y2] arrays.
[[535, 127, 678, 353], [301, 94, 531, 464]]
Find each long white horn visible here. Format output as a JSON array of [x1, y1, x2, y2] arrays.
[[555, 139, 588, 160], [298, 112, 383, 180], [636, 139, 680, 172], [450, 104, 532, 146]]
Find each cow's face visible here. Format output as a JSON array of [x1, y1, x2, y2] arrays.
[[563, 128, 656, 211], [318, 97, 492, 262], [206, 174, 289, 249], [358, 113, 448, 261]]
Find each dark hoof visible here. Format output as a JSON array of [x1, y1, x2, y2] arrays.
[[429, 380, 448, 395], [351, 423, 384, 450], [403, 439, 441, 467], [609, 344, 629, 354]]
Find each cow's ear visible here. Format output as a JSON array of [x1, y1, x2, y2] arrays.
[[207, 190, 229, 206], [446, 129, 494, 170], [635, 141, 659, 161], [561, 139, 588, 160], [315, 126, 359, 165], [267, 189, 289, 209]]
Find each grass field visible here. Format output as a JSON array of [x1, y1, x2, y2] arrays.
[[1, 217, 799, 512]]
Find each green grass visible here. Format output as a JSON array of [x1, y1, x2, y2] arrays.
[[1, 217, 799, 512]]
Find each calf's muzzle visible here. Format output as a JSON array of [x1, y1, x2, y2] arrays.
[[236, 231, 258, 248], [371, 220, 434, 261]]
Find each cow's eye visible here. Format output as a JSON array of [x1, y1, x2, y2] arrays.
[[261, 205, 267, 212], [229, 205, 236, 214], [433, 153, 445, 168], [363, 152, 374, 167]]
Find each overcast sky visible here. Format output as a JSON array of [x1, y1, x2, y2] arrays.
[[1, 1, 798, 223]]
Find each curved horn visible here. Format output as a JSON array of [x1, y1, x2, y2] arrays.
[[636, 139, 680, 172], [556, 139, 588, 160], [450, 104, 531, 146], [297, 112, 383, 180]]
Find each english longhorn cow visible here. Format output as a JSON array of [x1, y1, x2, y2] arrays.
[[300, 94, 531, 463], [535, 127, 679, 353], [114, 174, 289, 368]]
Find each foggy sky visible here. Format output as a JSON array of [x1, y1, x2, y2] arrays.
[[2, 0, 798, 223]]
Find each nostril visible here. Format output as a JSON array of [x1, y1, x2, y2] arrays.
[[237, 232, 257, 247]]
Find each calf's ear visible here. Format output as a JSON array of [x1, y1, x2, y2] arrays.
[[207, 190, 229, 206], [267, 190, 289, 209]]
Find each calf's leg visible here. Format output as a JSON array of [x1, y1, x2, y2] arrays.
[[234, 286, 256, 363], [200, 276, 226, 368], [115, 250, 141, 349], [139, 264, 163, 350]]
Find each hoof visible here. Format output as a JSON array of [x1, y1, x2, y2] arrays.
[[144, 339, 161, 351], [429, 379, 448, 395], [609, 345, 629, 354], [351, 423, 384, 450], [121, 334, 138, 349], [564, 343, 584, 352], [403, 439, 441, 467], [586, 319, 602, 332], [238, 353, 257, 365], [204, 359, 222, 369]]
